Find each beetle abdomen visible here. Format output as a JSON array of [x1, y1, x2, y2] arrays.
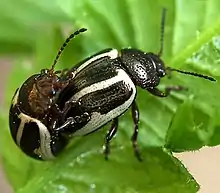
[[9, 88, 67, 160]]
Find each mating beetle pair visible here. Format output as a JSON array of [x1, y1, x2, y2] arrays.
[[9, 9, 216, 161]]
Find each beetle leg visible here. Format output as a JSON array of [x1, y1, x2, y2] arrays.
[[54, 112, 90, 132], [104, 118, 118, 160], [50, 101, 77, 125], [59, 68, 69, 76], [51, 103, 62, 115], [59, 68, 77, 81], [62, 100, 79, 116], [131, 101, 142, 161], [50, 100, 86, 131], [147, 86, 187, 97], [49, 104, 63, 130]]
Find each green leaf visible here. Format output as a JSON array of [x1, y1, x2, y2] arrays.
[[0, 0, 71, 54], [165, 98, 211, 151], [18, 143, 199, 193], [208, 109, 220, 146], [1, 0, 220, 192]]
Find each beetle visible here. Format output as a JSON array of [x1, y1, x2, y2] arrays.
[[9, 9, 215, 161], [9, 29, 89, 160], [53, 9, 216, 161]]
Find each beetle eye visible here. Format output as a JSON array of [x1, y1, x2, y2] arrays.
[[155, 61, 166, 77], [158, 68, 166, 77]]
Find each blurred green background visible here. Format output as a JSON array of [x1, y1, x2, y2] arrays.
[[0, 0, 220, 193]]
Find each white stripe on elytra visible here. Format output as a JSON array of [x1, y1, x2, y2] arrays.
[[12, 88, 19, 107], [71, 69, 137, 136], [73, 69, 128, 100], [17, 113, 55, 160], [75, 49, 119, 74]]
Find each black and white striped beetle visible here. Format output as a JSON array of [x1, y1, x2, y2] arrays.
[[9, 9, 216, 161]]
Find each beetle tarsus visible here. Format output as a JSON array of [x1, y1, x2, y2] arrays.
[[147, 85, 187, 97], [103, 118, 118, 160], [133, 144, 143, 162]]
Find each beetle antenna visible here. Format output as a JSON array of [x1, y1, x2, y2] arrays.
[[158, 8, 167, 57], [50, 28, 87, 73], [167, 67, 216, 82]]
